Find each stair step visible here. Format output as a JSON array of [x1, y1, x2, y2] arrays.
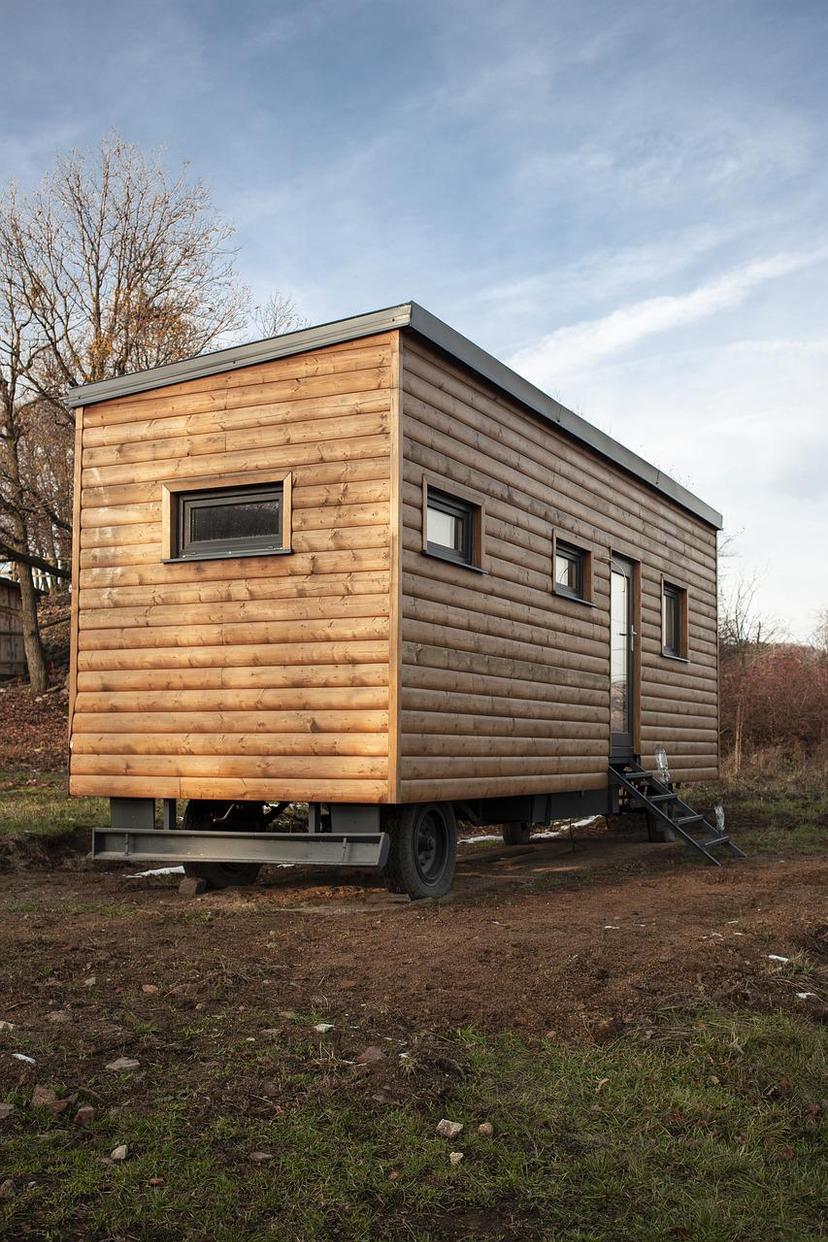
[[609, 761, 743, 866]]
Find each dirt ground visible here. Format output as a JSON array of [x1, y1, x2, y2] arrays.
[[2, 828, 825, 1044]]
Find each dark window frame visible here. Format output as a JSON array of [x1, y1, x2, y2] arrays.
[[552, 535, 594, 604], [174, 481, 286, 562], [424, 484, 484, 571], [662, 580, 688, 659]]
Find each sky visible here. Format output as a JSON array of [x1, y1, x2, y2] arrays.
[[2, 0, 826, 638]]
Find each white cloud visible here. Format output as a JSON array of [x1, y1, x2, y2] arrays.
[[509, 250, 828, 383], [536, 336, 828, 640]]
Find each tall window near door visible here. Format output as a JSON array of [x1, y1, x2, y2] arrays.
[[662, 582, 687, 658]]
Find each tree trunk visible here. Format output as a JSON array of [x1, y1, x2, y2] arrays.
[[15, 561, 48, 691]]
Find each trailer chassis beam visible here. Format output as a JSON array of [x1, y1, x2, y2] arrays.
[[92, 827, 390, 870]]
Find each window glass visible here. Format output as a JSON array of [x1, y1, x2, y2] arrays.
[[662, 583, 685, 656], [189, 495, 280, 544], [176, 484, 283, 559], [554, 541, 585, 599], [425, 488, 475, 565], [427, 505, 462, 552]]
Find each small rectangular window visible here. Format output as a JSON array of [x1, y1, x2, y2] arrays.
[[175, 482, 284, 560], [426, 487, 476, 566], [554, 540, 588, 601], [662, 582, 687, 658]]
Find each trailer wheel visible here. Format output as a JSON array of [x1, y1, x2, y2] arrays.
[[181, 800, 262, 890], [501, 822, 532, 846], [384, 803, 456, 899]]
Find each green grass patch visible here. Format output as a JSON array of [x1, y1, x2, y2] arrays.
[[1, 1011, 825, 1241], [734, 796, 827, 857], [0, 768, 107, 841], [689, 788, 827, 859]]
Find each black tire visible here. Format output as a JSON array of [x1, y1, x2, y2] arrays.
[[384, 803, 457, 899], [502, 822, 532, 846], [181, 800, 262, 891]]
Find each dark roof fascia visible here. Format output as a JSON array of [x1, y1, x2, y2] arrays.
[[64, 303, 414, 410], [65, 300, 722, 529], [406, 303, 723, 530]]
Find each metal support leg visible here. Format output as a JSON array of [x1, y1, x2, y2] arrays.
[[162, 799, 176, 830]]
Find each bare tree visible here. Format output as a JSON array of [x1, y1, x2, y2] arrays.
[[250, 291, 307, 340], [812, 608, 828, 656], [0, 134, 256, 687], [0, 265, 50, 689], [718, 572, 779, 773]]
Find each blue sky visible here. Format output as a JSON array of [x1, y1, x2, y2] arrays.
[[2, 0, 826, 636]]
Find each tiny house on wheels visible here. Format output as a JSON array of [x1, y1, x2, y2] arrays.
[[67, 302, 738, 900]]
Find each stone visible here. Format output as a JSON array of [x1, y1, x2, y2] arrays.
[[0, 1021, 15, 1032], [31, 1085, 59, 1109], [0, 1179, 14, 1201], [74, 1105, 96, 1126], [111, 1144, 128, 1162], [141, 985, 158, 995], [84, 976, 97, 988], [313, 1022, 334, 1034], [179, 877, 206, 898], [477, 1121, 494, 1138], [0, 1103, 14, 1121], [436, 1119, 464, 1140], [449, 1151, 464, 1165], [105, 1057, 140, 1072], [356, 1045, 385, 1065], [48, 1011, 71, 1024], [148, 1176, 165, 1187], [248, 1151, 273, 1163]]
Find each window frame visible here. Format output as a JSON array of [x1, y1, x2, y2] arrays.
[[661, 578, 689, 660], [421, 476, 486, 573], [552, 532, 594, 604], [161, 469, 292, 564]]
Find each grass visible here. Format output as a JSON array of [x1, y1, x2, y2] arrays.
[[0, 769, 107, 842], [1, 1012, 825, 1240], [691, 786, 828, 859]]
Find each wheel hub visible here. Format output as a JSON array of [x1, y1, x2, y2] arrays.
[[415, 812, 446, 883]]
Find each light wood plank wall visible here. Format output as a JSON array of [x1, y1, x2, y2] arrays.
[[397, 335, 719, 802], [69, 333, 397, 803]]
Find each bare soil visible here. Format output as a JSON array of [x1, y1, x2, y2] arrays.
[[1, 830, 825, 1051]]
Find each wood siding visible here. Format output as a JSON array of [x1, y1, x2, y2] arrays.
[[0, 580, 26, 679], [69, 325, 719, 809], [397, 335, 719, 802], [69, 334, 396, 803]]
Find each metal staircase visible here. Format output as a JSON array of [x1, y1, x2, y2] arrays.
[[609, 760, 745, 866]]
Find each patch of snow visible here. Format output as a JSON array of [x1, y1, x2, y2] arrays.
[[796, 992, 816, 1000], [126, 866, 186, 878]]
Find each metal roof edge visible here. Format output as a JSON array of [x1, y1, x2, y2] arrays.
[[66, 298, 722, 530], [64, 302, 415, 409], [407, 303, 723, 530]]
